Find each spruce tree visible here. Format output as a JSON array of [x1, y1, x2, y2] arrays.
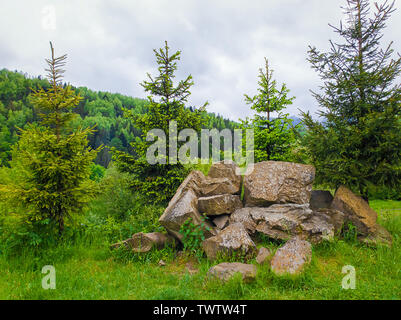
[[241, 58, 296, 162], [301, 0, 401, 200], [0, 42, 100, 236], [113, 41, 206, 203]]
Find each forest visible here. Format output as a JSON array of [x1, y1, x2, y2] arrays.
[[0, 0, 401, 302], [0, 68, 238, 168]]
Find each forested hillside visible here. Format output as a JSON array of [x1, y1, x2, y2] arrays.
[[0, 69, 239, 167]]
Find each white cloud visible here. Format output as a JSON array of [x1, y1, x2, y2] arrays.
[[1, 0, 400, 121]]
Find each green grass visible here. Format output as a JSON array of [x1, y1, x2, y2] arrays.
[[0, 200, 400, 300]]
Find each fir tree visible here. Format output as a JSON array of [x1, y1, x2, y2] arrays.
[[241, 58, 296, 162], [301, 0, 401, 200], [113, 41, 206, 203], [0, 42, 100, 236]]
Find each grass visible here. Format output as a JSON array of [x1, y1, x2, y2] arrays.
[[0, 200, 400, 300]]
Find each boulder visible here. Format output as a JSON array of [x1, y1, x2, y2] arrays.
[[212, 215, 230, 230], [331, 186, 377, 236], [255, 247, 272, 265], [159, 188, 216, 241], [198, 194, 243, 215], [311, 208, 345, 234], [250, 204, 313, 241], [230, 205, 339, 243], [208, 262, 257, 282], [244, 161, 315, 206], [208, 160, 241, 184], [165, 170, 206, 209], [229, 207, 258, 235], [202, 223, 257, 260], [131, 232, 176, 253], [299, 213, 335, 244], [202, 177, 241, 196], [310, 190, 333, 210], [271, 237, 312, 276]]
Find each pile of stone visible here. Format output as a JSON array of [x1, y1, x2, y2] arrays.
[[111, 160, 392, 280]]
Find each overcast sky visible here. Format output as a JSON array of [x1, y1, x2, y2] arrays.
[[1, 0, 400, 121]]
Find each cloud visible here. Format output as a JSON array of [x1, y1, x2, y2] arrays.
[[1, 0, 400, 121]]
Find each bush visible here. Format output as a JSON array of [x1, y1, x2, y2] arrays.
[[179, 216, 211, 258]]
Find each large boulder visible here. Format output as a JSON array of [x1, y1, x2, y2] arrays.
[[198, 194, 243, 215], [331, 186, 377, 236], [159, 188, 216, 241], [299, 213, 336, 244], [310, 190, 333, 210], [229, 208, 258, 235], [230, 204, 337, 243], [202, 177, 241, 196], [208, 262, 257, 282], [250, 204, 313, 241], [202, 223, 257, 260], [311, 208, 345, 234], [270, 237, 312, 276], [165, 170, 206, 205], [244, 161, 315, 206], [208, 160, 241, 184]]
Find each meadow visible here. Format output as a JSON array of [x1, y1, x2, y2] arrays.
[[1, 167, 400, 300]]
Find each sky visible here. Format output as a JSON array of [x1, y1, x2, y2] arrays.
[[1, 0, 400, 121]]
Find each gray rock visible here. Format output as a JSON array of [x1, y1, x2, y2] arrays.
[[299, 213, 335, 244], [208, 262, 257, 282], [244, 161, 315, 206], [159, 188, 216, 241], [198, 194, 243, 215], [310, 190, 333, 210], [208, 160, 241, 185], [271, 237, 312, 276], [230, 204, 339, 244], [202, 177, 241, 196], [202, 223, 257, 260], [312, 208, 345, 234], [229, 207, 258, 235], [250, 204, 313, 241]]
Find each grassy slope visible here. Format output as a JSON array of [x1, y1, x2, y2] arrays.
[[0, 200, 400, 300]]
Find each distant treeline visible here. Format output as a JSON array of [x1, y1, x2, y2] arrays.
[[0, 69, 239, 167]]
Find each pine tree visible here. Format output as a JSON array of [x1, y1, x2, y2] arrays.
[[113, 41, 206, 203], [0, 42, 100, 236], [241, 58, 296, 162], [301, 0, 401, 200]]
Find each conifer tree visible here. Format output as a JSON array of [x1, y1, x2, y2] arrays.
[[301, 0, 401, 200], [0, 42, 100, 236], [113, 41, 206, 203], [241, 58, 296, 162]]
